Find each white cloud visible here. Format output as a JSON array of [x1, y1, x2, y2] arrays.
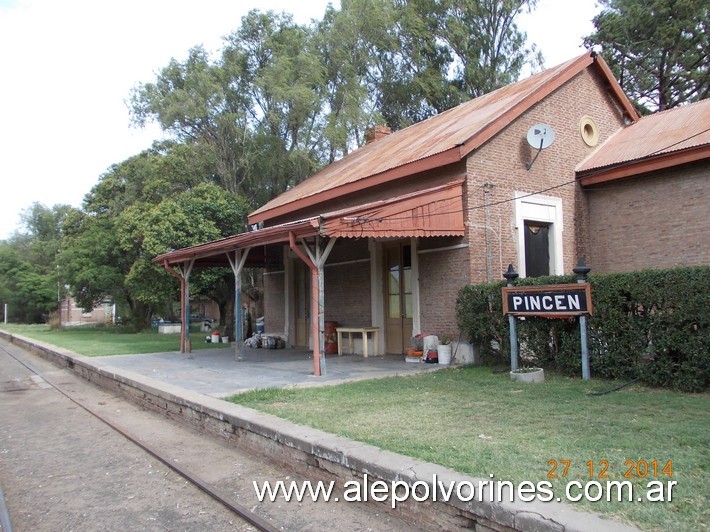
[[0, 0, 601, 239]]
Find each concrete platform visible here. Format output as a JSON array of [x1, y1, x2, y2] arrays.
[[91, 347, 442, 397]]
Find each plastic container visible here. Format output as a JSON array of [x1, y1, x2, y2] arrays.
[[438, 344, 452, 365], [422, 335, 439, 353]]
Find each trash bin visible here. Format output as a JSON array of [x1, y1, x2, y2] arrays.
[[256, 317, 265, 334]]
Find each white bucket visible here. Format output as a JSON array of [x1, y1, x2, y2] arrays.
[[438, 344, 452, 365]]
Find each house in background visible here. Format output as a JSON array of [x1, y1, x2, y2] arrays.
[[58, 294, 114, 327], [154, 51, 708, 368]]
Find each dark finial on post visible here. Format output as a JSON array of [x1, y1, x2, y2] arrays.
[[503, 264, 519, 286], [573, 257, 591, 282]]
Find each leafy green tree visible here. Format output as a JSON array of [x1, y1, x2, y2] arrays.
[[313, 4, 373, 161], [60, 142, 251, 331], [130, 3, 542, 182], [316, 0, 540, 131], [130, 13, 327, 206], [440, 0, 542, 98], [129, 48, 255, 197], [135, 183, 251, 335], [584, 0, 709, 112], [0, 243, 57, 323], [320, 0, 454, 131], [60, 211, 136, 322], [0, 203, 72, 323], [11, 203, 71, 273]]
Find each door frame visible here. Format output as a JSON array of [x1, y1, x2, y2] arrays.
[[381, 239, 421, 354], [514, 192, 564, 277]]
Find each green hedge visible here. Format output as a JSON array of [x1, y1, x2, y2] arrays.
[[456, 266, 709, 392]]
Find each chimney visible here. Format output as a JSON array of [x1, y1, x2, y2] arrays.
[[365, 124, 392, 144]]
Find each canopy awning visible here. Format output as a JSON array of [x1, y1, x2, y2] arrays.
[[320, 177, 465, 238], [153, 177, 465, 268]]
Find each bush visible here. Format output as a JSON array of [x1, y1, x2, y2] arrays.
[[456, 266, 709, 392]]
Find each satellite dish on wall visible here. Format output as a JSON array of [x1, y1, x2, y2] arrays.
[[526, 123, 555, 170], [527, 123, 555, 149]]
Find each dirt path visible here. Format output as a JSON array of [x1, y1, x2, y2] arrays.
[[0, 339, 414, 531]]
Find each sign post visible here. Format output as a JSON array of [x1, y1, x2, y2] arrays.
[[573, 258, 592, 380], [502, 258, 593, 380], [503, 265, 519, 371]]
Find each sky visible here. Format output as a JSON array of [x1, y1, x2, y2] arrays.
[[0, 0, 602, 239]]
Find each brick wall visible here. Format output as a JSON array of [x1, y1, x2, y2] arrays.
[[463, 68, 627, 284], [586, 162, 710, 272], [324, 260, 371, 327], [418, 245, 469, 339], [263, 270, 285, 333]]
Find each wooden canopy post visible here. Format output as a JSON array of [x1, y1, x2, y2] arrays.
[[179, 260, 195, 353], [227, 248, 251, 361], [289, 232, 336, 376], [303, 236, 337, 376], [163, 260, 195, 353], [289, 232, 320, 375]]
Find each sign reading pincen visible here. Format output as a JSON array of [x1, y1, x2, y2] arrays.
[[502, 284, 592, 318]]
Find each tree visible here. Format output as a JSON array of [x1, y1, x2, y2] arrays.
[[130, 13, 328, 206], [130, 3, 542, 193], [313, 4, 374, 161], [135, 182, 251, 336], [440, 0, 542, 98], [12, 203, 71, 274], [584, 0, 709, 112], [0, 203, 71, 323], [318, 0, 540, 131], [321, 0, 455, 131], [0, 244, 57, 323], [60, 144, 250, 330], [60, 211, 134, 321]]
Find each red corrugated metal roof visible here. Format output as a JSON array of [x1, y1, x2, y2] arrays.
[[154, 180, 465, 266], [152, 218, 320, 267], [577, 98, 710, 181], [321, 178, 465, 238], [249, 52, 638, 224]]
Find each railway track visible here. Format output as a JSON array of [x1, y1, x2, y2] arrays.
[[0, 341, 279, 532], [0, 339, 416, 531]]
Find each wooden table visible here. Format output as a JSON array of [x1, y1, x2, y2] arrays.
[[336, 327, 380, 358]]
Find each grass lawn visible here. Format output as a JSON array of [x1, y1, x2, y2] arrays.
[[0, 323, 228, 356], [227, 366, 708, 531]]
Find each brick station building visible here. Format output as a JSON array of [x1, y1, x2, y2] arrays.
[[154, 52, 709, 367]]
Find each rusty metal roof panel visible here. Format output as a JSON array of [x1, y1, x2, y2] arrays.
[[577, 98, 710, 173], [153, 218, 319, 266], [250, 53, 607, 223], [153, 180, 466, 266], [321, 178, 465, 238]]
